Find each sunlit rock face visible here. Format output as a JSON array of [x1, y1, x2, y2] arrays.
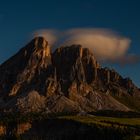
[[0, 37, 52, 98], [0, 37, 139, 113]]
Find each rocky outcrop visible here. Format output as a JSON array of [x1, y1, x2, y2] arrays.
[[16, 91, 46, 113], [0, 37, 139, 113]]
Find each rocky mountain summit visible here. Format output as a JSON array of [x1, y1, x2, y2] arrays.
[[0, 37, 139, 113]]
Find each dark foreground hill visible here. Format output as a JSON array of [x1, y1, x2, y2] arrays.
[[0, 112, 140, 140], [0, 36, 140, 113]]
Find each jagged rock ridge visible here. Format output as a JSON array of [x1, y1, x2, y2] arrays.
[[0, 37, 139, 113]]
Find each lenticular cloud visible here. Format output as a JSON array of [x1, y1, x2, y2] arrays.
[[33, 28, 139, 64], [63, 28, 131, 61]]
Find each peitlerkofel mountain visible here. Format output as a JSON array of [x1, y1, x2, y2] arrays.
[[0, 37, 140, 113]]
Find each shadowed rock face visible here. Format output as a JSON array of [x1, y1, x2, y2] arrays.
[[0, 37, 139, 113]]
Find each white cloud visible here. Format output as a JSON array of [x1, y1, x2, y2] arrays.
[[63, 28, 131, 61], [32, 28, 140, 64]]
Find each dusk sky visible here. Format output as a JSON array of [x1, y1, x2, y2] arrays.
[[0, 0, 140, 86]]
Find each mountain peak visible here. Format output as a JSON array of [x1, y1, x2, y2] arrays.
[[0, 37, 139, 113], [31, 36, 48, 49], [54, 45, 95, 59], [25, 36, 51, 58]]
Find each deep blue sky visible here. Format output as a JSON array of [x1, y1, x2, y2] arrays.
[[0, 0, 140, 86]]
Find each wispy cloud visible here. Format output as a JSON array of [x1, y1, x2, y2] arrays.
[[32, 28, 140, 65], [115, 54, 140, 65], [33, 29, 58, 46], [62, 28, 131, 62]]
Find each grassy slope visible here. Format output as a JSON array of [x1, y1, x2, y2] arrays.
[[59, 115, 140, 127], [59, 115, 140, 139], [0, 113, 140, 140]]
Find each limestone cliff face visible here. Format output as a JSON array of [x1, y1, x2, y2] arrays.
[[0, 37, 139, 113], [52, 45, 100, 95]]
